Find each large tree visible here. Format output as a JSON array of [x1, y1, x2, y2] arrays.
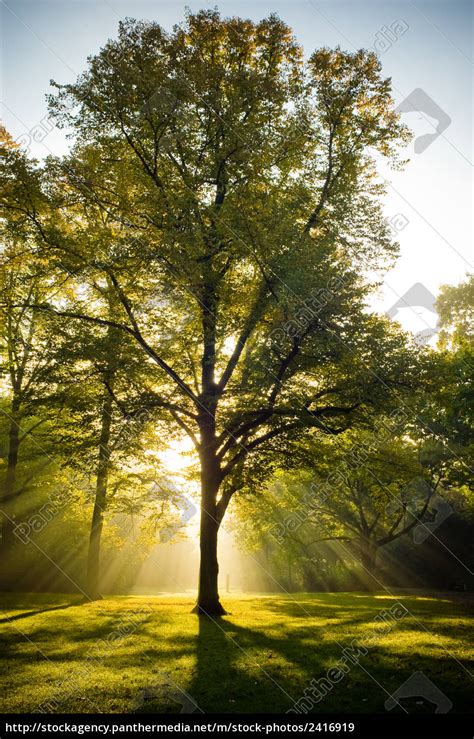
[[3, 11, 418, 614]]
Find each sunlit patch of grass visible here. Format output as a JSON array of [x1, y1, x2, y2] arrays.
[[0, 592, 472, 713]]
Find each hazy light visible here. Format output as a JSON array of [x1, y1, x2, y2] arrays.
[[157, 436, 196, 474]]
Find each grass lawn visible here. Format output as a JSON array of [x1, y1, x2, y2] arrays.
[[0, 591, 473, 714]]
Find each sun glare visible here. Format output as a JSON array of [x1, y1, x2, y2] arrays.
[[157, 436, 197, 473]]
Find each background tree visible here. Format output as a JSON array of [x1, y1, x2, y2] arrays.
[[409, 277, 474, 492], [239, 428, 437, 579], [0, 242, 65, 585], [41, 298, 181, 600], [437, 274, 473, 350], [0, 145, 182, 595]]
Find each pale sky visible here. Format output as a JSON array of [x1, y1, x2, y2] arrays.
[[1, 0, 472, 337]]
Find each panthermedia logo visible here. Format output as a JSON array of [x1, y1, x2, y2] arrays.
[[386, 282, 439, 346], [396, 89, 451, 154], [385, 671, 452, 713]]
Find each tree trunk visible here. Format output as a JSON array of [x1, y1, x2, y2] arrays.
[[193, 270, 227, 615], [0, 400, 21, 558], [192, 430, 227, 616], [86, 388, 113, 600], [193, 493, 225, 615]]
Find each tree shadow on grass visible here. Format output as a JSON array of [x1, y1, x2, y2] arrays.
[[0, 601, 81, 624], [187, 596, 474, 714], [188, 614, 323, 713], [1, 594, 471, 713]]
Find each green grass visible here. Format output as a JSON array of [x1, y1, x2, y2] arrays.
[[0, 591, 473, 713]]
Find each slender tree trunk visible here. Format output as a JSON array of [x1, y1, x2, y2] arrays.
[[0, 398, 21, 558], [86, 388, 113, 600]]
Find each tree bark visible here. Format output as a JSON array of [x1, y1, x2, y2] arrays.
[[192, 268, 227, 616], [192, 420, 227, 616], [193, 488, 226, 615], [86, 388, 113, 600]]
